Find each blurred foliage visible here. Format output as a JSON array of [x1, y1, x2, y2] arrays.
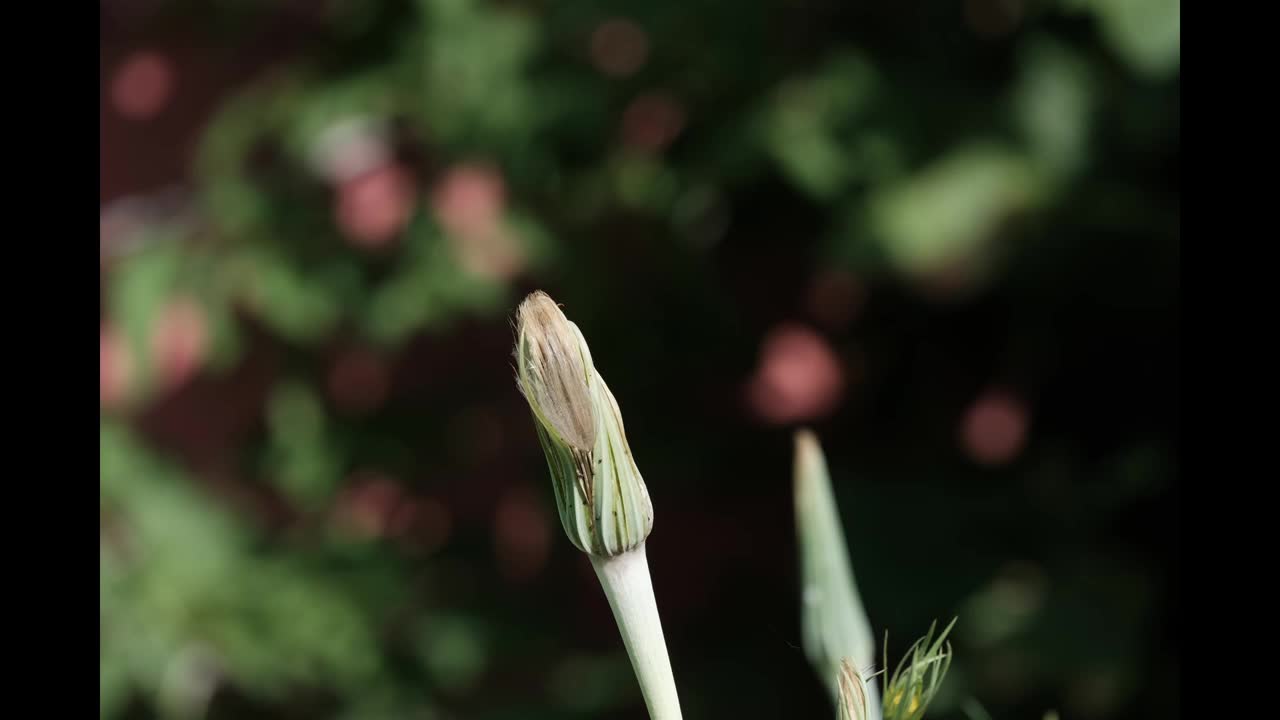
[[101, 0, 1178, 718]]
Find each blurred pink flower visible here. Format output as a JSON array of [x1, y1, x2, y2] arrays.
[[621, 92, 685, 152], [748, 324, 845, 424], [100, 325, 134, 409], [390, 497, 452, 554], [335, 473, 404, 540], [431, 163, 525, 280], [961, 387, 1029, 466], [431, 163, 506, 239], [110, 50, 174, 121], [335, 164, 417, 249], [590, 18, 650, 77], [150, 298, 208, 390]]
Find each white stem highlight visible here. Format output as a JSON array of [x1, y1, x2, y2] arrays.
[[590, 544, 683, 720]]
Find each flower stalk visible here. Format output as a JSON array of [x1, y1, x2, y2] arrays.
[[591, 546, 682, 720], [795, 430, 958, 720], [514, 291, 682, 720]]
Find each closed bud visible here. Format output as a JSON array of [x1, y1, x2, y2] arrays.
[[515, 291, 654, 557]]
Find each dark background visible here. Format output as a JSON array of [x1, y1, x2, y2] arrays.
[[100, 1, 1179, 718]]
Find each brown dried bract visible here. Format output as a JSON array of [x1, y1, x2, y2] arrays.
[[515, 291, 598, 451]]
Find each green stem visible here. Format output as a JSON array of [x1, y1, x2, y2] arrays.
[[590, 544, 683, 720]]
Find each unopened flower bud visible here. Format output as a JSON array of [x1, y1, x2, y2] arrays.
[[515, 291, 653, 557]]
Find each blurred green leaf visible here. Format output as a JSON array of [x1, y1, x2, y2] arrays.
[[867, 143, 1045, 281], [548, 652, 638, 713], [765, 53, 880, 199], [265, 380, 343, 509], [417, 615, 489, 693], [1071, 0, 1180, 79], [416, 0, 541, 147], [1015, 38, 1096, 182]]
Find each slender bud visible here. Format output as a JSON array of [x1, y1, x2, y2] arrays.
[[515, 292, 683, 720], [794, 429, 879, 717], [515, 291, 654, 557]]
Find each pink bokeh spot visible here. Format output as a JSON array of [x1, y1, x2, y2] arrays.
[[590, 18, 650, 77], [151, 298, 209, 390], [961, 388, 1029, 466], [333, 472, 453, 553], [110, 51, 175, 121], [621, 92, 685, 152], [336, 473, 404, 540], [494, 488, 551, 582], [431, 163, 525, 280], [390, 497, 453, 553], [335, 164, 417, 249], [748, 324, 845, 424], [101, 325, 134, 409], [431, 163, 506, 239]]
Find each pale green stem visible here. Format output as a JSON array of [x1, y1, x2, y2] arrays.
[[590, 544, 683, 720]]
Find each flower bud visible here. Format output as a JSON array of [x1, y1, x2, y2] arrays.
[[515, 291, 653, 557], [795, 429, 882, 719]]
